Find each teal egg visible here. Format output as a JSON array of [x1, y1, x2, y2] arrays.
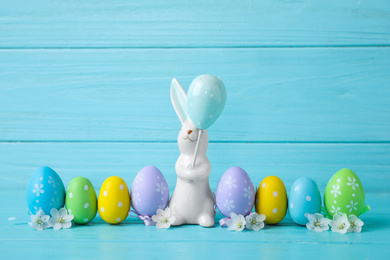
[[26, 166, 65, 215], [288, 177, 321, 225], [187, 75, 226, 129]]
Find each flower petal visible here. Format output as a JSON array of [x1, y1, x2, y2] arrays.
[[162, 222, 171, 229], [355, 219, 364, 227], [313, 226, 324, 232], [321, 218, 331, 226], [36, 210, 45, 218], [151, 215, 162, 223], [59, 208, 68, 217], [258, 222, 265, 230], [62, 222, 72, 229], [307, 214, 316, 223], [227, 219, 237, 230], [229, 212, 238, 219], [168, 215, 176, 225], [30, 221, 38, 229], [251, 224, 258, 231], [41, 215, 50, 222], [50, 208, 60, 219], [306, 222, 314, 231], [63, 214, 74, 222], [48, 218, 57, 227], [257, 214, 266, 222], [238, 215, 246, 225], [156, 209, 164, 217], [36, 225, 44, 231], [164, 208, 171, 218], [53, 223, 62, 231]]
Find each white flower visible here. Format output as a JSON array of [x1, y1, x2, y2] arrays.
[[29, 210, 50, 231], [227, 212, 246, 231], [48, 208, 74, 231], [347, 214, 364, 233], [330, 184, 341, 198], [306, 213, 330, 232], [347, 176, 359, 190], [245, 212, 266, 231], [243, 186, 253, 200], [156, 182, 166, 195], [225, 176, 237, 189], [330, 205, 342, 216], [346, 200, 358, 213], [48, 176, 58, 188], [33, 184, 44, 197], [330, 213, 350, 234], [151, 208, 176, 229], [223, 199, 235, 211]]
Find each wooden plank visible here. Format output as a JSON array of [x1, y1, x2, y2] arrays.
[[1, 233, 388, 259], [1, 189, 388, 259], [1, 48, 390, 142], [0, 0, 390, 47], [1, 142, 389, 193]]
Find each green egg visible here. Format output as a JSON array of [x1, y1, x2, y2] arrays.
[[66, 177, 97, 224], [324, 168, 369, 218]]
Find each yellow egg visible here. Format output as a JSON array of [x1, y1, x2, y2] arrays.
[[255, 176, 287, 224], [98, 176, 130, 224]]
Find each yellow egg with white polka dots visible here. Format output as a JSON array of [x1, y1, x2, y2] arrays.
[[255, 176, 287, 224], [98, 176, 130, 224]]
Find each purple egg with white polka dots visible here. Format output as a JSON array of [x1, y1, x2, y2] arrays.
[[131, 165, 169, 217], [216, 166, 255, 217], [288, 177, 321, 225]]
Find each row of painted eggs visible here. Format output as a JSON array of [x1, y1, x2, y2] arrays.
[[26, 166, 366, 225], [216, 166, 366, 225], [26, 165, 167, 224]]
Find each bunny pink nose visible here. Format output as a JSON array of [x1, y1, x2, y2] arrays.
[[187, 130, 192, 135]]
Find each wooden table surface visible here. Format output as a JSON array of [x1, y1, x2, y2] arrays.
[[1, 0, 390, 259]]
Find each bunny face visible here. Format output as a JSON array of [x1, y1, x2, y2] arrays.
[[177, 120, 208, 156]]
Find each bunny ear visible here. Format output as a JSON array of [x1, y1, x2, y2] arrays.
[[171, 78, 189, 124]]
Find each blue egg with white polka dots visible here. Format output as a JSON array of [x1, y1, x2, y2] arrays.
[[288, 177, 321, 225], [26, 166, 65, 215]]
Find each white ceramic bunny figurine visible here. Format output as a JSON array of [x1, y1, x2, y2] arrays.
[[168, 78, 216, 227]]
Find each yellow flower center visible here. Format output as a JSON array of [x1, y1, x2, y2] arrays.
[[314, 221, 321, 227], [237, 222, 243, 229], [162, 218, 168, 223]]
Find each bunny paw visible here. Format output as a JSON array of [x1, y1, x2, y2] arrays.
[[198, 215, 215, 228]]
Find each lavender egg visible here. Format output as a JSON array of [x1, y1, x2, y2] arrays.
[[131, 165, 169, 216], [216, 166, 255, 217]]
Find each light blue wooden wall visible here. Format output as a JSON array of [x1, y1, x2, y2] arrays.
[[1, 0, 390, 258], [1, 0, 389, 198]]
